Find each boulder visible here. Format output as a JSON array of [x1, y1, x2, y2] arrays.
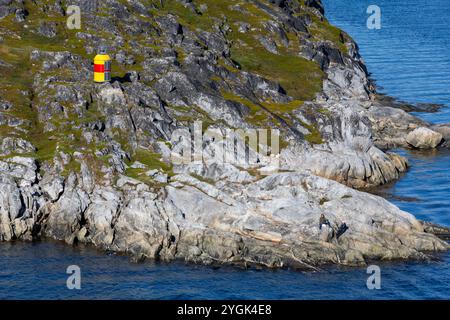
[[406, 127, 443, 149], [432, 124, 450, 147]]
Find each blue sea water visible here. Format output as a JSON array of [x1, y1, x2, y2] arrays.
[[0, 0, 449, 299], [323, 0, 450, 124]]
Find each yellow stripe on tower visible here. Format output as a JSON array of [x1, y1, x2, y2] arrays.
[[94, 72, 105, 82]]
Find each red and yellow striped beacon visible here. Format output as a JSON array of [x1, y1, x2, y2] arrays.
[[94, 46, 111, 83]]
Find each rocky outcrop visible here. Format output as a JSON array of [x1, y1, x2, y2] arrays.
[[366, 104, 428, 149], [0, 158, 447, 269], [366, 101, 448, 150], [0, 0, 410, 189], [0, 0, 448, 269], [421, 221, 450, 241]]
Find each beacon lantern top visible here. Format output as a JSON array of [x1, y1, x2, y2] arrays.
[[98, 46, 108, 55]]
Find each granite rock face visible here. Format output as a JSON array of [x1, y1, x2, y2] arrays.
[[0, 0, 448, 268], [0, 159, 447, 268], [0, 0, 410, 190]]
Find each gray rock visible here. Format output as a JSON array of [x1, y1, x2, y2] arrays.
[[367, 105, 427, 148], [84, 187, 121, 247], [112, 194, 171, 259], [0, 100, 12, 110], [236, 22, 250, 33], [41, 174, 65, 202], [145, 169, 168, 183], [0, 174, 24, 241], [14, 8, 27, 22], [432, 124, 450, 148], [406, 127, 443, 149], [98, 83, 126, 105], [37, 22, 57, 38], [305, 0, 325, 14], [0, 157, 38, 187], [0, 137, 35, 155], [257, 35, 278, 54], [131, 161, 146, 169], [42, 174, 89, 242]]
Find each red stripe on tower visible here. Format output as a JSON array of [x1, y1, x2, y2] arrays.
[[94, 64, 105, 73]]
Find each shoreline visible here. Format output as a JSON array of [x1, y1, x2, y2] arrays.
[[1, 240, 449, 299], [1, 238, 449, 272], [0, 0, 449, 271]]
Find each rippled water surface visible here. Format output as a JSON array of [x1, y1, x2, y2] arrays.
[[323, 0, 450, 123], [0, 241, 448, 300], [0, 0, 449, 299]]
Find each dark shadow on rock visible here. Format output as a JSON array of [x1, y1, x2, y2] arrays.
[[111, 74, 132, 83], [376, 94, 443, 113]]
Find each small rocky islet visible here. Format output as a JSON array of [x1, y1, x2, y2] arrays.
[[0, 0, 449, 270]]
